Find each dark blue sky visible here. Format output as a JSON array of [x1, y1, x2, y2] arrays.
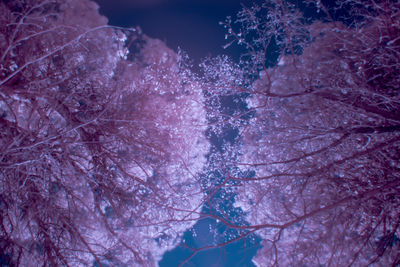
[[94, 0, 255, 64]]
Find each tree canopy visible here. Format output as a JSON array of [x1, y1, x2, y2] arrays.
[[1, 0, 399, 266], [211, 0, 400, 265], [0, 0, 208, 266]]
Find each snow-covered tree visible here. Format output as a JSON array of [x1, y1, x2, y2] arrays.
[[0, 0, 208, 266], [203, 0, 400, 266]]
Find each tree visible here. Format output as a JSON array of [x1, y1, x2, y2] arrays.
[[0, 0, 208, 266], [203, 0, 400, 266]]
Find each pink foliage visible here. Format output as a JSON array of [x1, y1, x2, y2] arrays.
[[0, 0, 208, 266], [209, 0, 400, 266]]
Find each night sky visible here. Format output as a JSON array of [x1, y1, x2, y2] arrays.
[[93, 0, 255, 65]]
